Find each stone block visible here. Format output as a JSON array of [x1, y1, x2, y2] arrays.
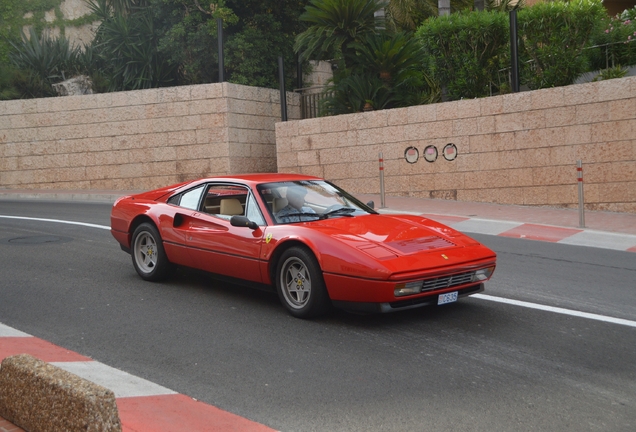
[[0, 354, 121, 432], [597, 76, 634, 102], [405, 105, 435, 124], [502, 91, 532, 113], [544, 106, 576, 128], [436, 101, 458, 120], [531, 87, 565, 110], [480, 96, 504, 116], [456, 98, 482, 119], [453, 117, 479, 136], [564, 81, 598, 106], [575, 102, 609, 124], [277, 151, 298, 170], [298, 118, 321, 136], [609, 97, 636, 121], [495, 113, 524, 133]]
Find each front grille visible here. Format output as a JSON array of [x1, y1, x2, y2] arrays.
[[420, 271, 475, 293]]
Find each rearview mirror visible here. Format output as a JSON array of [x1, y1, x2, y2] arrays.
[[230, 215, 259, 230], [366, 200, 375, 210]]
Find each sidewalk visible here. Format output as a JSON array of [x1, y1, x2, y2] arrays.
[[1, 188, 635, 251]]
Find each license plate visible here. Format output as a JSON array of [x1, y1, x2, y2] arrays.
[[438, 291, 458, 305]]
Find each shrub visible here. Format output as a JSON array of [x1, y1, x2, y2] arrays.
[[517, 0, 606, 89], [587, 6, 636, 71], [416, 10, 509, 100]]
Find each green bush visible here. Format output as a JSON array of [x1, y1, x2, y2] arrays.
[[88, 0, 179, 91], [587, 6, 636, 71], [416, 10, 509, 100], [7, 27, 88, 98], [517, 0, 606, 89]]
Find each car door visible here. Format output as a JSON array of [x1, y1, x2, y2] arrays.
[[160, 184, 206, 267], [184, 184, 266, 283]]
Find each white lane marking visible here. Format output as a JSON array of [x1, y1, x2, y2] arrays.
[[51, 361, 177, 398], [0, 215, 110, 230], [0, 322, 32, 337], [473, 294, 636, 328]]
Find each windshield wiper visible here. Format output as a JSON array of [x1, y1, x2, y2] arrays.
[[320, 207, 356, 219], [278, 212, 321, 222]]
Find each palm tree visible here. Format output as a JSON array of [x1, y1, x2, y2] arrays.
[[350, 32, 422, 83], [295, 0, 387, 70]]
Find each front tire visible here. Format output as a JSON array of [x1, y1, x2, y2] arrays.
[[131, 222, 172, 281], [275, 247, 330, 318]]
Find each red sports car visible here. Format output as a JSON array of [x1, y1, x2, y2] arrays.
[[111, 174, 496, 318]]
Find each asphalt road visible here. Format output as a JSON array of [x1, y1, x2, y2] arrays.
[[1, 200, 634, 431]]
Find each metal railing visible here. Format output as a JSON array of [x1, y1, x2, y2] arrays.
[[294, 86, 332, 119]]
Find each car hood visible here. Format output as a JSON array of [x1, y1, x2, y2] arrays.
[[313, 214, 474, 251], [305, 214, 494, 277]]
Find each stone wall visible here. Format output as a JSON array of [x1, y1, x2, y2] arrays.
[[0, 83, 299, 191], [276, 76, 636, 213]]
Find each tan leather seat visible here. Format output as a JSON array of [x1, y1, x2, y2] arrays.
[[220, 198, 243, 215], [272, 197, 288, 213]]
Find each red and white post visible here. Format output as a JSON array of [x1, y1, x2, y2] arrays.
[[379, 152, 386, 208], [577, 160, 585, 228]]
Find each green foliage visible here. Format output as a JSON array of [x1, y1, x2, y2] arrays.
[[0, 0, 99, 65], [224, 16, 298, 88], [7, 27, 87, 98], [517, 0, 606, 89], [587, 6, 636, 71], [295, 0, 386, 70], [350, 32, 423, 82], [321, 73, 393, 114], [0, 64, 24, 100], [592, 65, 628, 81], [150, 0, 306, 88], [387, 0, 474, 31], [296, 0, 439, 115], [10, 28, 82, 81], [416, 10, 509, 99], [485, 0, 525, 12], [89, 0, 179, 91]]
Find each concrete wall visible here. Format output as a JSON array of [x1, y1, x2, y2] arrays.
[[276, 76, 636, 213], [0, 82, 299, 191]]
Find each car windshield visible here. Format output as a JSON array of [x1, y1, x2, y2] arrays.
[[257, 180, 376, 225]]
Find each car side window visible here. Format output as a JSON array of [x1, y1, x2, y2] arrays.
[[167, 185, 205, 210], [202, 184, 248, 219], [246, 193, 266, 226], [179, 186, 205, 210]]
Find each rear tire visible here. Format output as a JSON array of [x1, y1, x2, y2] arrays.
[[131, 222, 172, 281], [275, 247, 330, 318]]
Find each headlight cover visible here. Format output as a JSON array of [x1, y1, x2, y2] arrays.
[[394, 281, 423, 297], [473, 266, 495, 282]]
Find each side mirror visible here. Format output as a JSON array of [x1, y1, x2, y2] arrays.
[[366, 200, 375, 210], [230, 215, 259, 230]]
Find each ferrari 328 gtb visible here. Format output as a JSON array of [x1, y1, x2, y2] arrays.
[[111, 174, 496, 318]]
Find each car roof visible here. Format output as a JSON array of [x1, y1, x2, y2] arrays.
[[198, 173, 322, 187]]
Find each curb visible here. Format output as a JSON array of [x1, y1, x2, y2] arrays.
[[0, 322, 276, 432]]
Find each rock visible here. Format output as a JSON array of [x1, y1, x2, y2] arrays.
[[53, 75, 94, 96]]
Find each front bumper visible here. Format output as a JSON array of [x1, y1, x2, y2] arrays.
[[331, 283, 484, 314]]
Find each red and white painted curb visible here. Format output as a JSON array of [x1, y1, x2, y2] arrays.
[[0, 322, 275, 432], [380, 211, 636, 253]]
